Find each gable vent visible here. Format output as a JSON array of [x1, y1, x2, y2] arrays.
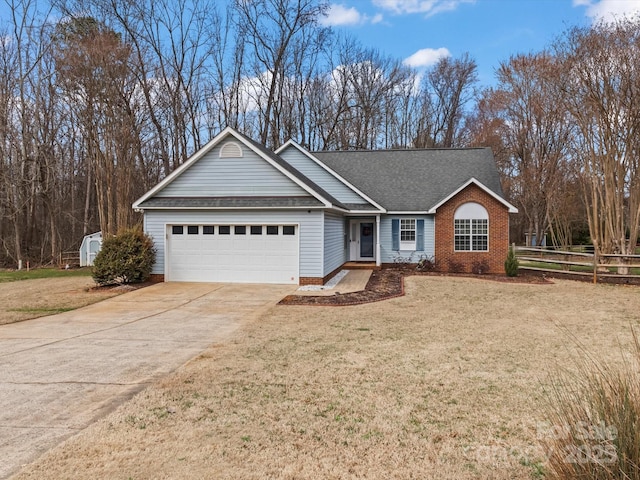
[[220, 141, 243, 158]]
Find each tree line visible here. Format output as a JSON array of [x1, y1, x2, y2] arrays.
[[1, 0, 638, 267]]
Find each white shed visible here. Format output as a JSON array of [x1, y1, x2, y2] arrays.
[[79, 231, 102, 266]]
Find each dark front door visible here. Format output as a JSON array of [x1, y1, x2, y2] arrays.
[[360, 222, 374, 258]]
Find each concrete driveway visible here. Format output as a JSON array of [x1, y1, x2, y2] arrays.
[[0, 282, 294, 479]]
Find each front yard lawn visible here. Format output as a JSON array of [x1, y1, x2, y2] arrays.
[[0, 270, 120, 324], [13, 276, 640, 479], [0, 267, 93, 283]]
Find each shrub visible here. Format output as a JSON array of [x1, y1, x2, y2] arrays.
[[416, 255, 438, 272], [504, 245, 519, 277], [447, 259, 464, 273], [92, 228, 156, 286], [471, 259, 490, 275], [541, 328, 640, 480]]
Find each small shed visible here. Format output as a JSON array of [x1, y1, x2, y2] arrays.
[[79, 231, 102, 266]]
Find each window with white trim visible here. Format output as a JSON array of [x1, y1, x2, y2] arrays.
[[454, 202, 488, 251], [400, 219, 416, 250]]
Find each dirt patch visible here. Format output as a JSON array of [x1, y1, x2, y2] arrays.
[[12, 277, 640, 480], [279, 267, 552, 306], [0, 277, 122, 325]]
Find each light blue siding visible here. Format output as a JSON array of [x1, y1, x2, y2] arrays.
[[144, 210, 323, 277], [323, 212, 347, 275], [379, 215, 435, 263], [157, 143, 308, 197], [279, 146, 370, 204]]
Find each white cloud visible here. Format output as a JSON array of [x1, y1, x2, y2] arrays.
[[373, 0, 475, 17], [320, 3, 385, 26], [575, 0, 640, 22], [403, 47, 450, 68], [321, 4, 362, 26]]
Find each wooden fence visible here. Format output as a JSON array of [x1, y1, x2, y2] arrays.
[[60, 251, 80, 267], [515, 246, 640, 283]]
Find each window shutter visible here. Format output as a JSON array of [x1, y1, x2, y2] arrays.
[[416, 219, 425, 251], [392, 219, 400, 251]]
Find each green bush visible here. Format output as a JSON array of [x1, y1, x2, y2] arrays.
[[504, 245, 519, 277], [92, 228, 156, 286]]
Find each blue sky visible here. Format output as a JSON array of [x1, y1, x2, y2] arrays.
[[320, 0, 640, 86]]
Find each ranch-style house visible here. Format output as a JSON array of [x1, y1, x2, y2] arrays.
[[133, 127, 517, 285]]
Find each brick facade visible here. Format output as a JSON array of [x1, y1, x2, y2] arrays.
[[434, 184, 511, 274], [299, 264, 343, 286]]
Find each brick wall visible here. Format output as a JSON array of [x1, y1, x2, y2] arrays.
[[299, 264, 343, 285], [434, 184, 511, 274]]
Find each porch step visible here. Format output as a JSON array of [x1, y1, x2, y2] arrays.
[[343, 262, 380, 270]]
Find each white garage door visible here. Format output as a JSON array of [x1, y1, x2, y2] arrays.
[[166, 224, 299, 284]]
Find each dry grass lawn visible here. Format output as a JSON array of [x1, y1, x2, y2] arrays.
[[0, 276, 120, 325], [12, 276, 640, 479]]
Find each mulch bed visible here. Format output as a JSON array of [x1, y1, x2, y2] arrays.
[[278, 267, 552, 306]]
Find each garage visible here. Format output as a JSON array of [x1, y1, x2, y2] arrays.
[[166, 224, 299, 284]]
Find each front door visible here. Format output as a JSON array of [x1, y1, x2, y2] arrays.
[[350, 220, 375, 261]]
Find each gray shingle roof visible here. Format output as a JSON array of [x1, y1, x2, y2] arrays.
[[312, 148, 504, 211], [137, 196, 325, 209]]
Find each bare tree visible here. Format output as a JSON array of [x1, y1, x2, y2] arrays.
[[493, 53, 573, 246], [208, 3, 246, 135], [74, 0, 218, 175], [233, 0, 329, 149], [54, 17, 138, 235], [556, 19, 640, 265], [0, 0, 62, 264], [414, 53, 478, 148]]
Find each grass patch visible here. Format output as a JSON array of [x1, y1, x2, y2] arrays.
[[542, 327, 640, 479], [0, 268, 92, 283], [519, 260, 593, 273], [9, 307, 76, 315], [0, 273, 119, 325]]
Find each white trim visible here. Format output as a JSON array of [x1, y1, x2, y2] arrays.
[[344, 210, 385, 215], [277, 140, 387, 212], [131, 205, 326, 211], [328, 206, 352, 214], [133, 127, 334, 210], [219, 141, 243, 158], [375, 214, 381, 266], [427, 178, 518, 214], [400, 218, 417, 251], [454, 218, 489, 252], [454, 202, 488, 220], [387, 211, 430, 215], [349, 219, 376, 261], [164, 221, 300, 283]]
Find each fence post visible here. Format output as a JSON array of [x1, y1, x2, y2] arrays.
[[593, 249, 598, 284]]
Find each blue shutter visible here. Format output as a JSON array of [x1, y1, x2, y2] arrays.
[[392, 219, 400, 251], [416, 219, 425, 251]]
